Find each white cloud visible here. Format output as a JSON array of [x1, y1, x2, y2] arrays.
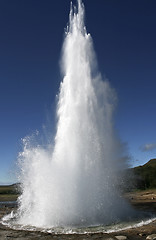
[[141, 143, 156, 152]]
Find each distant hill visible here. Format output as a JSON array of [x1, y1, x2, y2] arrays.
[[143, 158, 156, 168], [132, 158, 156, 190], [0, 183, 20, 194]]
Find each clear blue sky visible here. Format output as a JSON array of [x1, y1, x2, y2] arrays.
[[0, 0, 156, 184]]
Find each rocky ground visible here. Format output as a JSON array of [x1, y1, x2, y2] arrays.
[[0, 190, 156, 240]]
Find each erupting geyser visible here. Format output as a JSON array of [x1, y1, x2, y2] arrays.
[[14, 0, 133, 228]]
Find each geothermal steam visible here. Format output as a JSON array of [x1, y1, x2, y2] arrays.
[[17, 0, 131, 227]]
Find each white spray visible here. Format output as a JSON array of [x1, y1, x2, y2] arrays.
[[16, 0, 132, 228]]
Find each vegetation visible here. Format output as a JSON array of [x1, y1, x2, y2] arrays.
[[0, 184, 20, 201], [132, 159, 156, 190]]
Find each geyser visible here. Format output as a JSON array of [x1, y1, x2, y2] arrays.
[[15, 0, 132, 228]]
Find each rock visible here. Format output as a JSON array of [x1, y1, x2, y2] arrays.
[[115, 236, 127, 240], [105, 238, 116, 240], [146, 234, 156, 240], [139, 233, 146, 236]]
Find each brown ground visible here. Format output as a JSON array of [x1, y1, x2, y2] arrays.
[[125, 189, 156, 211], [0, 190, 156, 239]]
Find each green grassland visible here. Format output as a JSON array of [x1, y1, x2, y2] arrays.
[[133, 158, 156, 190], [0, 184, 19, 201]]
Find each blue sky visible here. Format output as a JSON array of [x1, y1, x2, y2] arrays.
[[0, 0, 156, 184]]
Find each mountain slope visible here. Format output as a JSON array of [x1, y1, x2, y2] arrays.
[[133, 159, 156, 189]]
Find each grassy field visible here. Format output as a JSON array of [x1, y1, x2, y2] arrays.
[[0, 184, 19, 201], [133, 159, 156, 189]]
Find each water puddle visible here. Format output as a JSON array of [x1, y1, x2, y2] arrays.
[[1, 210, 156, 234], [0, 201, 17, 208]]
